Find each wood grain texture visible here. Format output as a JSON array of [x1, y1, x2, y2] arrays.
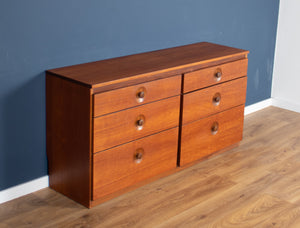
[[184, 58, 248, 93], [46, 73, 92, 208], [90, 54, 247, 94], [209, 194, 288, 227], [93, 96, 180, 152], [4, 107, 300, 227], [180, 105, 245, 166], [93, 127, 178, 200], [45, 42, 248, 208], [93, 75, 181, 117], [47, 42, 248, 93], [182, 77, 247, 124]]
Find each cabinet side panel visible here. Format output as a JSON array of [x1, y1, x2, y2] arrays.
[[46, 73, 92, 207]]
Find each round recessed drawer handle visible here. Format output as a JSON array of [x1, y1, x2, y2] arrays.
[[136, 87, 146, 103], [136, 115, 145, 130], [137, 91, 145, 99], [211, 122, 219, 135], [212, 93, 221, 106], [134, 148, 144, 164], [214, 69, 222, 81]]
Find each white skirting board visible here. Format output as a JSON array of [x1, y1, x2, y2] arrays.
[[0, 97, 290, 205], [244, 98, 273, 115], [244, 98, 300, 115], [0, 176, 49, 204], [272, 97, 300, 113]]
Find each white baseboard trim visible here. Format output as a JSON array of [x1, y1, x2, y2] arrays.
[[244, 98, 273, 115], [272, 98, 300, 113], [0, 175, 49, 204]]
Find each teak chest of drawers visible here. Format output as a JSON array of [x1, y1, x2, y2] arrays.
[[46, 42, 249, 208]]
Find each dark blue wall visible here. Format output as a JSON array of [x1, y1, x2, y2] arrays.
[[0, 0, 279, 190]]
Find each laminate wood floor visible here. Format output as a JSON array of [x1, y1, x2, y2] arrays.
[[1, 106, 300, 228]]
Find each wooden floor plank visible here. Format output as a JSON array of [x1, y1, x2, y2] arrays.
[[265, 165, 300, 205], [259, 203, 300, 228], [156, 172, 281, 228], [1, 189, 85, 228], [52, 174, 235, 227], [208, 194, 292, 228]]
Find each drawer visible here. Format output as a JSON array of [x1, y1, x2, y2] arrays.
[[182, 77, 247, 124], [93, 75, 181, 117], [93, 127, 178, 200], [180, 105, 244, 166], [93, 96, 180, 152], [184, 59, 248, 93]]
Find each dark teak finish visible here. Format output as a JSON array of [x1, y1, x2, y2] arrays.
[[46, 75, 92, 208], [180, 105, 245, 166], [93, 96, 180, 152], [48, 42, 248, 94], [93, 128, 178, 200], [182, 77, 247, 124], [183, 58, 248, 93], [93, 75, 181, 117], [46, 42, 249, 207]]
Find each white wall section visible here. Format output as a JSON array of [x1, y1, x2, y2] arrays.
[[272, 0, 300, 113]]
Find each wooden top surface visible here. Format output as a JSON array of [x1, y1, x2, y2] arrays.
[[47, 42, 248, 90]]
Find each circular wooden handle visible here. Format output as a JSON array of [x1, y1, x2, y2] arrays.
[[136, 87, 146, 103], [136, 115, 145, 130], [135, 152, 143, 160], [212, 93, 221, 106], [134, 148, 144, 163], [211, 122, 219, 135], [214, 70, 222, 81], [137, 119, 144, 126], [137, 91, 145, 99], [216, 71, 222, 78]]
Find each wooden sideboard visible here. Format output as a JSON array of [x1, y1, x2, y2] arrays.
[[46, 42, 249, 208]]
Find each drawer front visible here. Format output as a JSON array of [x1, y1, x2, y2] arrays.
[[93, 75, 181, 117], [93, 96, 180, 152], [184, 59, 248, 93], [180, 105, 244, 166], [93, 127, 178, 200], [182, 77, 247, 124]]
